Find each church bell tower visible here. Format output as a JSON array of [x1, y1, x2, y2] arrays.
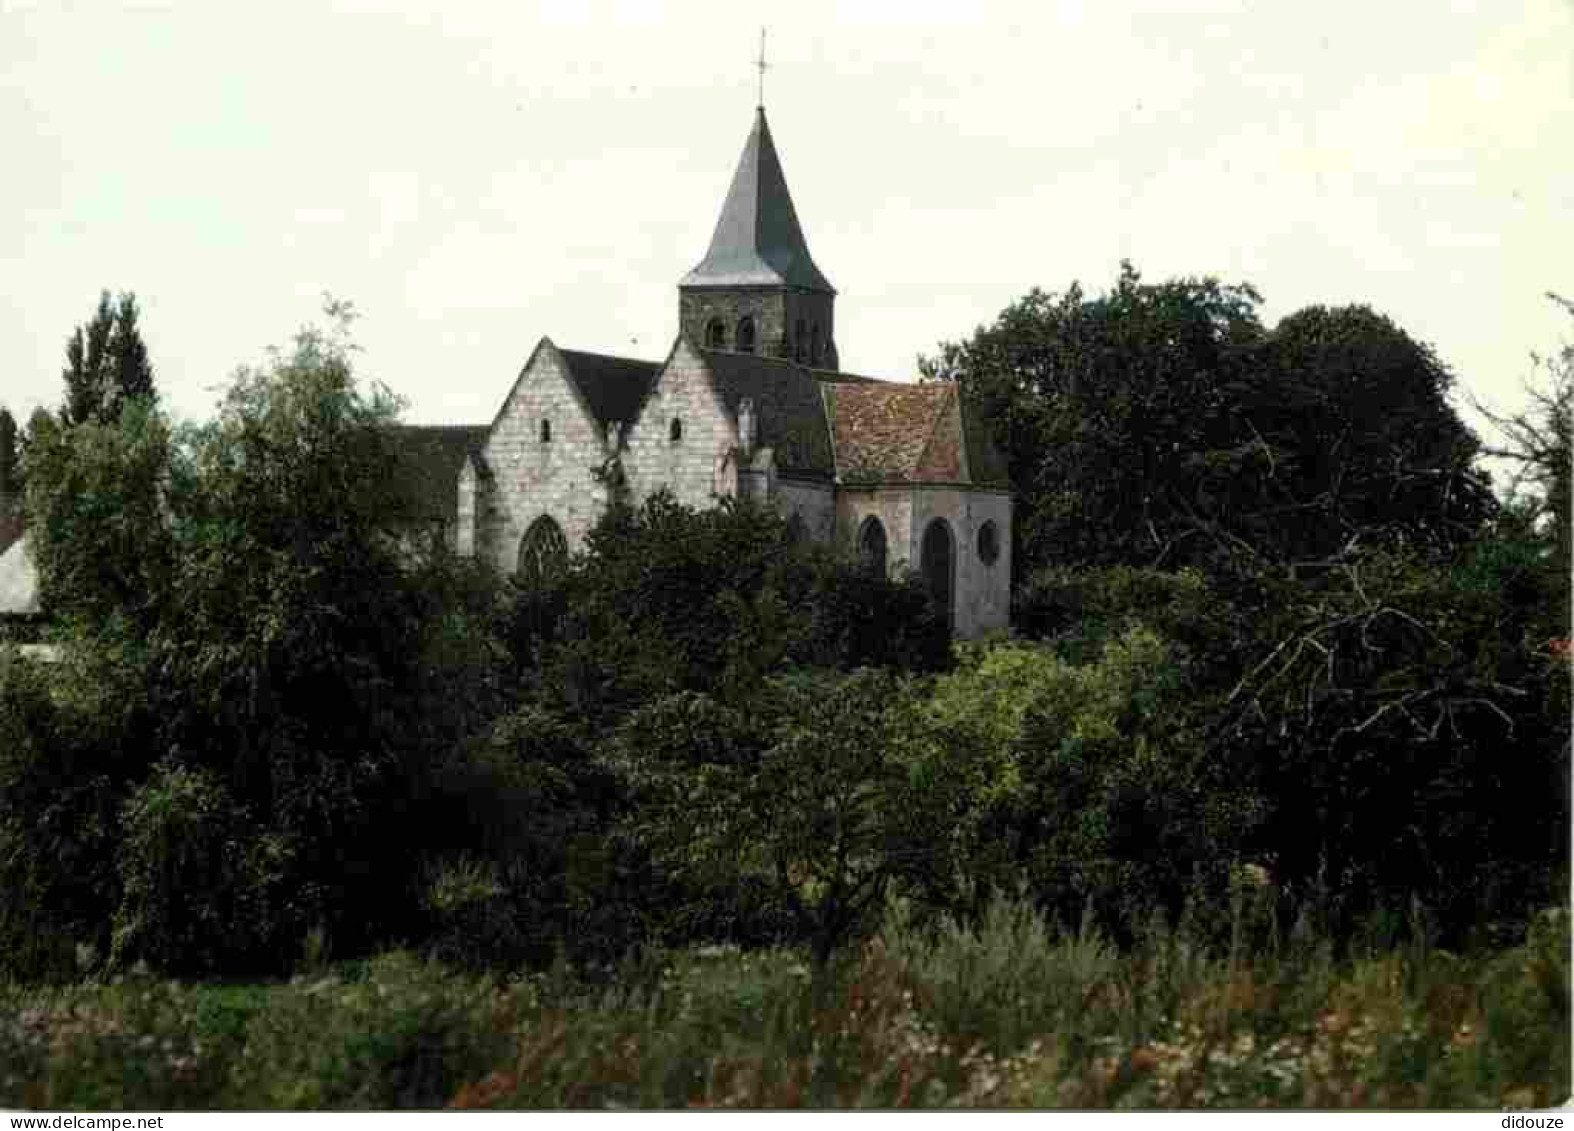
[[679, 107, 839, 369]]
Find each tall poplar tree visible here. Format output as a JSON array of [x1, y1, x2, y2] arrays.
[[0, 408, 17, 497], [0, 407, 19, 553], [61, 290, 156, 426]]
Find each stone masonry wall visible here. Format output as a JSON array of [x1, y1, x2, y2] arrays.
[[681, 288, 788, 357], [836, 485, 1010, 637], [680, 287, 837, 365], [777, 478, 836, 542], [623, 339, 739, 510], [477, 341, 613, 574], [909, 487, 1012, 638], [835, 487, 915, 574], [782, 290, 837, 368]]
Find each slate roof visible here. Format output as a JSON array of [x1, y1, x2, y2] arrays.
[[390, 425, 488, 521], [680, 109, 835, 293], [559, 350, 660, 429], [0, 534, 40, 617], [702, 349, 836, 478], [821, 380, 1010, 488]]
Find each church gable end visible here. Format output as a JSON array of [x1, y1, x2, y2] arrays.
[[480, 338, 618, 572], [622, 337, 740, 508]]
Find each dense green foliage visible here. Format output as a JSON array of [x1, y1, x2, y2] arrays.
[[1223, 538, 1569, 941], [616, 669, 966, 968], [531, 491, 950, 723], [5, 309, 499, 974], [421, 493, 956, 969], [0, 408, 17, 497], [922, 268, 1565, 951], [922, 263, 1491, 575], [1012, 541, 1569, 944], [926, 629, 1265, 941], [60, 291, 156, 428]]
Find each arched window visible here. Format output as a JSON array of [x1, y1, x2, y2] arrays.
[[705, 318, 726, 349], [736, 316, 757, 354], [669, 417, 683, 442], [810, 323, 822, 366], [794, 318, 808, 362], [920, 518, 955, 628], [517, 515, 568, 588], [858, 515, 888, 577], [539, 419, 551, 443], [976, 520, 1001, 566]]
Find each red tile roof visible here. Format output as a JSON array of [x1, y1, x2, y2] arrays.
[[821, 379, 1008, 487]]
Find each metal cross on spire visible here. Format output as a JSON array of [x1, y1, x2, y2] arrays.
[[755, 28, 768, 108]]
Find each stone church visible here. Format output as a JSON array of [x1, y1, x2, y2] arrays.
[[401, 107, 1012, 637]]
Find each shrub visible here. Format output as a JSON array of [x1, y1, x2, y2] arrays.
[[0, 649, 127, 981], [541, 492, 951, 725], [1013, 563, 1258, 703], [789, 549, 951, 675], [418, 702, 633, 970], [925, 630, 1264, 937], [111, 759, 297, 975]]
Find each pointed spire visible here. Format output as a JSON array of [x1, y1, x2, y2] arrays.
[[756, 28, 768, 109], [680, 108, 835, 294]]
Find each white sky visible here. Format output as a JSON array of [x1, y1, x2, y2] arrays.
[[1, 0, 1569, 449]]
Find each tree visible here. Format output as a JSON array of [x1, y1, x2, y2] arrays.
[[923, 264, 1493, 580], [1240, 304, 1493, 564], [921, 262, 1265, 575], [0, 408, 16, 497], [1219, 538, 1569, 943], [61, 290, 156, 426], [1470, 292, 1573, 630], [536, 490, 949, 725], [22, 398, 177, 630], [0, 409, 18, 554], [8, 300, 503, 974], [617, 670, 967, 970], [921, 625, 1265, 940]]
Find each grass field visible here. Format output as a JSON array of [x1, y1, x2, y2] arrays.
[[3, 896, 1567, 1110]]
